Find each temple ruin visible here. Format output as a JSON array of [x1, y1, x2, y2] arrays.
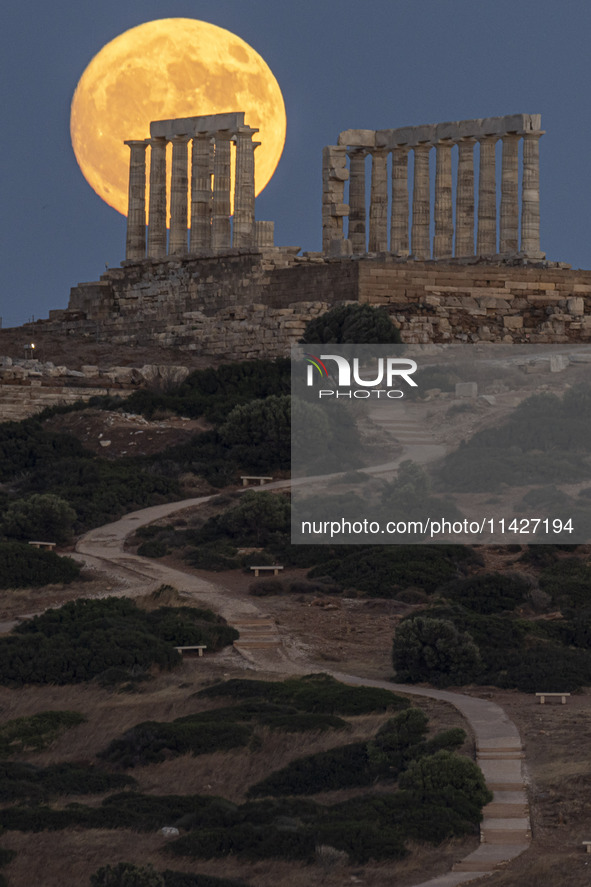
[[323, 113, 544, 261], [124, 112, 274, 260]]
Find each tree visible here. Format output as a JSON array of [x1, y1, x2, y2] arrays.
[[1, 494, 76, 544], [392, 616, 481, 686], [219, 395, 291, 470], [301, 303, 402, 344]]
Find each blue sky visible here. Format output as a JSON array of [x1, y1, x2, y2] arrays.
[[2, 0, 591, 326]]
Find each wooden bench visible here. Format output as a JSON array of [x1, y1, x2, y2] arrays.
[[249, 565, 284, 577], [28, 541, 56, 551], [583, 841, 591, 854], [535, 692, 571, 704], [240, 475, 273, 487], [174, 645, 207, 657]]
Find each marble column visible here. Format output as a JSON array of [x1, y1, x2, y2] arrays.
[[190, 134, 213, 251], [499, 133, 520, 255], [433, 140, 453, 258], [520, 131, 545, 258], [147, 137, 167, 259], [411, 144, 431, 259], [168, 135, 189, 255], [212, 131, 232, 250], [124, 140, 147, 260], [347, 149, 367, 253], [233, 126, 259, 248], [476, 136, 498, 256], [455, 138, 476, 257], [368, 149, 388, 252], [390, 146, 409, 256]]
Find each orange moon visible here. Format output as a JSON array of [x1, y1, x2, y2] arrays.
[[70, 18, 286, 217]]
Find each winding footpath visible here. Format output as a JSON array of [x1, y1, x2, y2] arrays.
[[74, 493, 532, 887]]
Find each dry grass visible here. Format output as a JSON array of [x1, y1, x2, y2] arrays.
[[0, 828, 480, 887]]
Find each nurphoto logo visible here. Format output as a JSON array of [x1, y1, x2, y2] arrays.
[[304, 352, 418, 399]]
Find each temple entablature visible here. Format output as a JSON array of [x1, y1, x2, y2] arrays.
[[323, 113, 544, 262], [124, 112, 274, 262]]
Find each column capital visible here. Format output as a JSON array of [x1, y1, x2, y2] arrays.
[[235, 125, 260, 137], [124, 139, 149, 148], [518, 130, 545, 138]]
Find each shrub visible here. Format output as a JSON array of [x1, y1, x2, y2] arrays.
[[248, 742, 371, 796], [392, 616, 481, 686], [0, 598, 235, 687], [197, 674, 409, 715], [0, 710, 86, 755], [0, 542, 81, 588], [1, 494, 76, 544], [0, 761, 134, 803], [440, 572, 531, 615], [398, 750, 492, 830], [91, 863, 165, 887], [308, 545, 477, 597], [99, 718, 253, 768], [137, 540, 168, 558], [301, 303, 401, 345]]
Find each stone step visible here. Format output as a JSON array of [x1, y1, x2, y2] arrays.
[[479, 751, 525, 760], [481, 830, 531, 844], [487, 782, 526, 791], [483, 802, 529, 817], [233, 641, 281, 649]]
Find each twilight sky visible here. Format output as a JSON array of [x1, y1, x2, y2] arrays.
[[2, 0, 591, 327]]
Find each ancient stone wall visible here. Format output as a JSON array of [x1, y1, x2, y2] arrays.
[[41, 252, 591, 360]]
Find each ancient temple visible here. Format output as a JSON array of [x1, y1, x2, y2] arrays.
[[123, 112, 274, 260], [322, 113, 544, 261]]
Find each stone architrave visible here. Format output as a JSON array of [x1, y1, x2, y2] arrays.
[[347, 149, 367, 253], [390, 146, 409, 256], [476, 136, 498, 256], [124, 140, 147, 260], [520, 131, 545, 259], [233, 126, 259, 248], [433, 140, 453, 258], [190, 134, 213, 251], [212, 131, 233, 251], [499, 133, 520, 255], [368, 149, 389, 252], [455, 138, 476, 257], [411, 144, 431, 259], [147, 137, 167, 258], [169, 135, 190, 255]]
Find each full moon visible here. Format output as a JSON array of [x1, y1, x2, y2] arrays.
[[70, 18, 286, 218]]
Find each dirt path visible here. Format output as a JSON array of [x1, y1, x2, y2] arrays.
[[72, 493, 533, 886]]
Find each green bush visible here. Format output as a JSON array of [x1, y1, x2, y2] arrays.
[[197, 674, 409, 715], [1, 494, 76, 544], [137, 540, 168, 558], [301, 303, 401, 345], [91, 863, 164, 887], [307, 545, 478, 597], [398, 750, 492, 833], [440, 572, 531, 614], [248, 742, 371, 796], [99, 718, 253, 768], [0, 598, 236, 687], [162, 873, 248, 887], [0, 710, 86, 755], [0, 542, 81, 588], [0, 761, 134, 803], [392, 616, 481, 686]]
